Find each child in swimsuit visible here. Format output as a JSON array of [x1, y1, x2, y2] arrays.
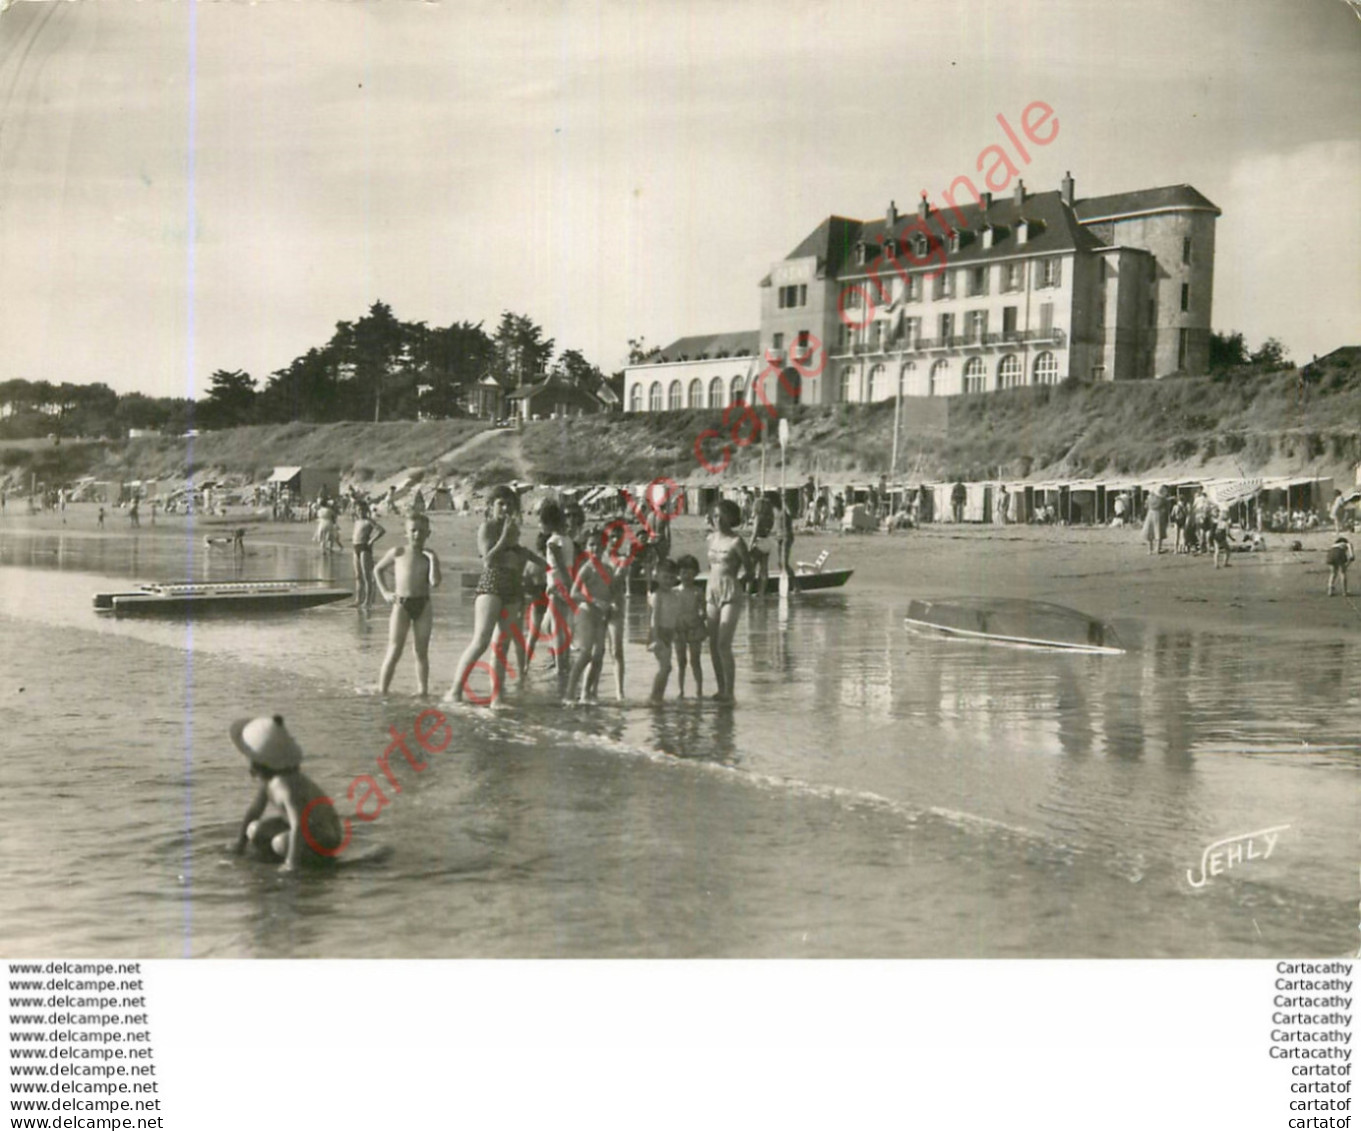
[[706, 500, 754, 703], [566, 530, 624, 702], [1327, 534, 1354, 596], [374, 513, 442, 695], [521, 530, 550, 670], [232, 715, 346, 870], [449, 486, 525, 704], [646, 557, 681, 702], [539, 499, 578, 698], [673, 554, 707, 698], [351, 502, 386, 608]]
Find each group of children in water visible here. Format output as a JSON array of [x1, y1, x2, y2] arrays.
[[348, 484, 757, 707], [232, 486, 761, 868]]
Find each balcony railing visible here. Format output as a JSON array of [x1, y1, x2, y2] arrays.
[[828, 326, 1065, 359]]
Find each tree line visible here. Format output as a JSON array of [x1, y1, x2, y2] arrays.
[[0, 304, 619, 439], [201, 304, 617, 430]]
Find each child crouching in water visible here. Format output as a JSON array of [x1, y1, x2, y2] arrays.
[[646, 557, 680, 703], [673, 555, 707, 698], [232, 715, 347, 870]]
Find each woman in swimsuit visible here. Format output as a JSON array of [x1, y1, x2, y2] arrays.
[[448, 486, 528, 704], [706, 499, 754, 703]]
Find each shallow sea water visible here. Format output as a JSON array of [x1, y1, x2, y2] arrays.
[[0, 526, 1356, 957]]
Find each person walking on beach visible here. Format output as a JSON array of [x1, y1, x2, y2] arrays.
[[374, 513, 442, 696], [1326, 533, 1354, 597], [350, 501, 386, 609], [1331, 490, 1349, 533], [97, 506, 105, 529], [775, 495, 795, 582], [128, 496, 140, 528], [707, 500, 754, 704], [449, 486, 528, 704], [1170, 496, 1188, 553], [1142, 485, 1169, 555], [315, 498, 341, 552]]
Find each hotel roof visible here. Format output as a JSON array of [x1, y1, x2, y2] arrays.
[[1073, 184, 1221, 221], [648, 330, 760, 363], [791, 190, 1107, 280]]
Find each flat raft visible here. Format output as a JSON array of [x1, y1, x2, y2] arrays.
[[94, 580, 352, 616], [904, 598, 1124, 654]]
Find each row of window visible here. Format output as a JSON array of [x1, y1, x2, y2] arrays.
[[842, 257, 1063, 306], [626, 351, 1064, 411], [629, 375, 748, 413], [839, 353, 1061, 401], [840, 304, 1055, 349]]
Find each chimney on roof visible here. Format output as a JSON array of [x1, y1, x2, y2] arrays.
[[918, 192, 929, 219], [886, 200, 898, 229], [1061, 171, 1074, 206], [979, 191, 992, 217], [1014, 179, 1027, 211]]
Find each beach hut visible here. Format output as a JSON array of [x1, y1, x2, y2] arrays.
[[266, 466, 339, 504]]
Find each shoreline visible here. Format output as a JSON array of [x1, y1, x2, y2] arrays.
[[3, 503, 1357, 642]]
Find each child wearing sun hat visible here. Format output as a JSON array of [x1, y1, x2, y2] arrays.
[[231, 715, 348, 870]]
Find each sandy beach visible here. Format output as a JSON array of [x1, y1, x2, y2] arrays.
[[6, 501, 1356, 641]]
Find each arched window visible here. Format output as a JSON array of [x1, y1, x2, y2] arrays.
[[868, 364, 887, 402], [900, 361, 917, 396], [839, 367, 855, 403], [708, 376, 725, 408], [998, 354, 1022, 389], [964, 357, 987, 394], [687, 378, 703, 408], [730, 374, 746, 404], [668, 380, 683, 411], [629, 384, 643, 413], [929, 359, 949, 397], [1034, 352, 1059, 385], [649, 382, 663, 412]]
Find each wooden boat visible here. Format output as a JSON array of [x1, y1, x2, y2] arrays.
[[93, 579, 353, 616], [695, 568, 854, 596], [903, 598, 1124, 654]]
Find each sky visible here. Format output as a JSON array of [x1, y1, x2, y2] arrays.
[[0, 0, 1357, 399]]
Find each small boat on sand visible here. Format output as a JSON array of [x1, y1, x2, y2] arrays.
[[696, 567, 854, 596], [904, 598, 1124, 654], [93, 579, 352, 617]]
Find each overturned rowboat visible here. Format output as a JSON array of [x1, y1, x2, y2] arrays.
[[93, 579, 352, 617], [904, 598, 1124, 654]]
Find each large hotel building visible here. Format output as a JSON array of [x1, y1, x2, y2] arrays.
[[624, 173, 1219, 413]]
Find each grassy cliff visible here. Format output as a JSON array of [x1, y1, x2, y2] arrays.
[[4, 364, 1357, 491]]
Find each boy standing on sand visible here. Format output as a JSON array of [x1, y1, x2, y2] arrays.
[[350, 501, 386, 609], [232, 715, 346, 870], [1327, 534, 1354, 597], [374, 514, 442, 695]]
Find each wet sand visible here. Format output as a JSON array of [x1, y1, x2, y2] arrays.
[[5, 503, 1356, 641]]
